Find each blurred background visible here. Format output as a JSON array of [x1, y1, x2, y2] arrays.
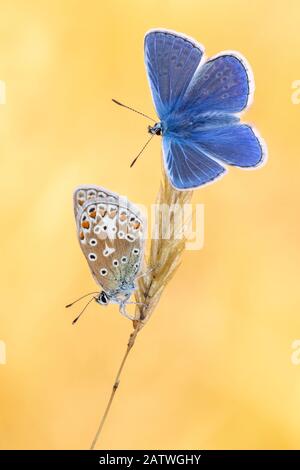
[[0, 0, 300, 450]]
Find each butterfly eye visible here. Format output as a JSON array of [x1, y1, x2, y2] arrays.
[[89, 239, 97, 246], [113, 259, 119, 267], [100, 268, 108, 276], [99, 291, 109, 304], [88, 253, 97, 261], [121, 256, 127, 264], [132, 248, 139, 255]]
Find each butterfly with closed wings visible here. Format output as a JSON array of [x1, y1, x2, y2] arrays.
[[67, 185, 146, 323]]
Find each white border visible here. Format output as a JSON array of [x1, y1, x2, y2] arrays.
[[162, 123, 268, 191], [73, 184, 147, 227], [239, 124, 268, 169], [162, 141, 228, 192], [144, 30, 255, 112], [144, 29, 207, 118], [144, 28, 205, 57]]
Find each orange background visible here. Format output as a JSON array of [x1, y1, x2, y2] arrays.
[[1, 0, 300, 450]]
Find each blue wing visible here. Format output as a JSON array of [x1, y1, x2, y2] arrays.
[[145, 30, 266, 190], [144, 29, 204, 120], [193, 124, 265, 168], [163, 124, 265, 190], [177, 53, 253, 115], [163, 137, 226, 190]]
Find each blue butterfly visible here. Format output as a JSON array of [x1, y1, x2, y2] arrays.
[[143, 28, 267, 190]]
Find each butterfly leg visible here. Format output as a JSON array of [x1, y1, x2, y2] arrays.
[[126, 301, 147, 306], [119, 303, 136, 321], [119, 302, 147, 321]]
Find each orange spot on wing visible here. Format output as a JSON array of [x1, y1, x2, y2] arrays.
[[79, 231, 84, 240], [120, 213, 127, 221], [133, 221, 140, 229], [89, 210, 96, 218], [82, 220, 90, 229], [78, 199, 84, 206], [109, 210, 117, 218]]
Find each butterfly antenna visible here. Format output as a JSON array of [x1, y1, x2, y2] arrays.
[[72, 296, 95, 325], [65, 292, 99, 308], [130, 134, 154, 168], [112, 99, 156, 122]]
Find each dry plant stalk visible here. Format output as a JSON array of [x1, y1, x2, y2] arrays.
[[90, 169, 193, 450], [134, 171, 193, 326]]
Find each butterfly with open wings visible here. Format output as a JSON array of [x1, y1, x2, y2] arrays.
[[116, 28, 267, 190]]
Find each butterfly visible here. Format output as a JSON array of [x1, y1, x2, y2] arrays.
[[142, 28, 267, 190], [69, 185, 146, 322]]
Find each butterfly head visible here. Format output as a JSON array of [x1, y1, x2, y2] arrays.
[[95, 282, 136, 308], [148, 122, 163, 136]]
